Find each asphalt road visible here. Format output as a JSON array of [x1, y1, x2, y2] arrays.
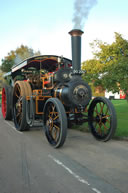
[[0, 109, 128, 193]]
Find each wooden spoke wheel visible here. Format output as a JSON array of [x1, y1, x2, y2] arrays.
[[1, 85, 12, 120], [43, 98, 67, 148], [13, 81, 32, 131], [88, 97, 117, 141]]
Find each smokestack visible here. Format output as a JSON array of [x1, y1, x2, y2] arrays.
[[69, 29, 84, 72]]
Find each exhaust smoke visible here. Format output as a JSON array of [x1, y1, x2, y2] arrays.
[[72, 0, 97, 29]]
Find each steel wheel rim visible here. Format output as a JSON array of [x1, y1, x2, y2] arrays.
[[91, 102, 111, 139], [2, 88, 7, 118], [45, 102, 61, 145], [13, 84, 23, 128]]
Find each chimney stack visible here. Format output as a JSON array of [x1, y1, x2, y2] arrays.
[[69, 29, 84, 72]]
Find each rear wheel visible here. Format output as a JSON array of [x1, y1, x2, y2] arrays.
[[1, 85, 12, 120], [88, 97, 117, 141], [43, 98, 67, 148], [13, 81, 32, 131]]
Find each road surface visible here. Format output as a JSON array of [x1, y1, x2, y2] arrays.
[[0, 109, 128, 193]]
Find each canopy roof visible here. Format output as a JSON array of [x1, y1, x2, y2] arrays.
[[12, 55, 72, 73]]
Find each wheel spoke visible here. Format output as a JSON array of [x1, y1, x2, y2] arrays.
[[15, 91, 20, 98], [106, 119, 110, 124], [102, 122, 109, 131], [54, 124, 60, 131], [97, 124, 102, 134], [53, 115, 59, 121], [53, 130, 57, 140], [52, 105, 56, 116], [102, 115, 110, 119], [94, 122, 98, 128], [16, 112, 20, 118], [18, 114, 22, 124], [48, 114, 52, 119], [99, 103, 104, 114], [95, 104, 99, 114], [105, 107, 109, 115], [17, 85, 21, 94], [49, 123, 53, 131]]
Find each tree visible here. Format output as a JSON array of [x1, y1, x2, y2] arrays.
[[1, 51, 15, 72], [82, 32, 128, 98], [1, 45, 41, 72], [0, 70, 5, 90]]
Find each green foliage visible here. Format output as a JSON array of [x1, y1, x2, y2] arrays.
[[1, 51, 15, 72], [0, 70, 6, 91], [82, 32, 128, 96], [0, 45, 41, 72]]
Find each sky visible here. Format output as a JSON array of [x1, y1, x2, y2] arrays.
[[0, 0, 128, 65]]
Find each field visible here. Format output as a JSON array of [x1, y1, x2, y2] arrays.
[[112, 100, 128, 138]]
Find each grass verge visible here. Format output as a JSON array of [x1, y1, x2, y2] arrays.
[[72, 99, 128, 139], [111, 100, 128, 138]]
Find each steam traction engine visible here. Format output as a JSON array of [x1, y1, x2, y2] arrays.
[[1, 29, 117, 148]]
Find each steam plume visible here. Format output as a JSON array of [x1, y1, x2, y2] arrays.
[[72, 0, 97, 29]]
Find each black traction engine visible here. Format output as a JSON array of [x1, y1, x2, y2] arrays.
[[1, 29, 117, 148]]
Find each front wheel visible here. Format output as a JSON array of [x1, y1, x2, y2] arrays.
[[43, 98, 67, 148], [88, 97, 117, 141]]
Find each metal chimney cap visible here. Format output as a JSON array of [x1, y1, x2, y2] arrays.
[[69, 29, 84, 36]]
